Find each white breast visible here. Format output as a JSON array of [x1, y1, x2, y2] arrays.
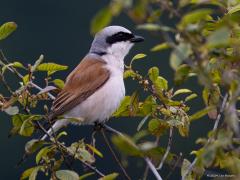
[[64, 64, 125, 125]]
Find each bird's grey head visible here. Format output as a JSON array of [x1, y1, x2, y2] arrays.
[[89, 26, 144, 59]]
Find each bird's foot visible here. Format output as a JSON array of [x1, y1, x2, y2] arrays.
[[93, 122, 105, 131]]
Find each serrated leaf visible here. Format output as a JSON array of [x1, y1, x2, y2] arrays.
[[0, 22, 17, 40], [91, 7, 112, 34], [113, 96, 131, 117], [53, 79, 65, 89], [173, 89, 192, 97], [148, 66, 159, 82], [99, 173, 119, 180], [151, 42, 170, 52], [36, 63, 68, 75], [86, 144, 103, 158], [56, 170, 79, 180]]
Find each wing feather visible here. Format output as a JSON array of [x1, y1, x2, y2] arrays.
[[48, 56, 110, 120]]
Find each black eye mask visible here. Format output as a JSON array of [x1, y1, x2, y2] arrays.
[[106, 32, 134, 44]]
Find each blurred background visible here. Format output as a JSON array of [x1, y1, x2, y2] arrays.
[[0, 0, 212, 179]]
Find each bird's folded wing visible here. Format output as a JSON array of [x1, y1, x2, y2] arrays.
[[48, 57, 110, 120]]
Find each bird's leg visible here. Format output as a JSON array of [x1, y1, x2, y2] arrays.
[[93, 121, 105, 131]]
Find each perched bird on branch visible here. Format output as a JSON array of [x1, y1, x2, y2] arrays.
[[42, 25, 144, 140]]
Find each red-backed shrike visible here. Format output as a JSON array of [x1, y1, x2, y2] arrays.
[[42, 26, 144, 140]]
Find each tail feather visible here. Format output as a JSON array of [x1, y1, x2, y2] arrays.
[[41, 119, 68, 141]]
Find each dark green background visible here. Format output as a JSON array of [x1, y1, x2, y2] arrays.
[[0, 0, 212, 179]]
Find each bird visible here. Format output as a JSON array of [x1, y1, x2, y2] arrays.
[[41, 25, 144, 140]]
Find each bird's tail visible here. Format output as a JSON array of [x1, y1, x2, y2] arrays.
[[41, 119, 68, 141]]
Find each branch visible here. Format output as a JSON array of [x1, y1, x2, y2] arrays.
[[145, 158, 163, 180], [103, 124, 163, 180], [157, 127, 173, 170], [182, 93, 229, 179], [101, 129, 131, 180]]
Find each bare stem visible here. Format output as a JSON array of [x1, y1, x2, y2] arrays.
[[182, 93, 229, 180], [101, 129, 131, 180], [157, 127, 173, 170]]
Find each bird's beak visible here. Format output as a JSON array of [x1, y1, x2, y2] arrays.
[[130, 35, 144, 43]]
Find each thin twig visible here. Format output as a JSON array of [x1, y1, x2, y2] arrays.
[[157, 127, 173, 170], [101, 128, 131, 180], [145, 158, 163, 180], [103, 124, 163, 180], [182, 93, 229, 180]]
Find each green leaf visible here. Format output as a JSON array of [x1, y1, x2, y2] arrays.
[[207, 27, 230, 48], [174, 64, 191, 85], [228, 4, 240, 14], [151, 42, 170, 52], [56, 170, 79, 180], [137, 23, 161, 31], [148, 67, 159, 82], [173, 89, 192, 97], [91, 7, 112, 34], [56, 131, 68, 139], [12, 61, 25, 69], [22, 74, 30, 85], [154, 76, 168, 91], [137, 24, 173, 32], [178, 9, 212, 29], [112, 134, 142, 156], [79, 172, 95, 180], [25, 139, 45, 154], [36, 63, 68, 75], [148, 119, 168, 136], [19, 119, 35, 136], [130, 53, 146, 67], [185, 93, 198, 102], [86, 144, 103, 158], [36, 146, 51, 164], [170, 43, 192, 70], [123, 69, 137, 79], [21, 166, 42, 180], [181, 159, 194, 180], [132, 53, 146, 61], [53, 79, 65, 89], [189, 107, 214, 121], [113, 96, 131, 117], [99, 173, 119, 180], [0, 22, 17, 40], [4, 106, 19, 115]]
